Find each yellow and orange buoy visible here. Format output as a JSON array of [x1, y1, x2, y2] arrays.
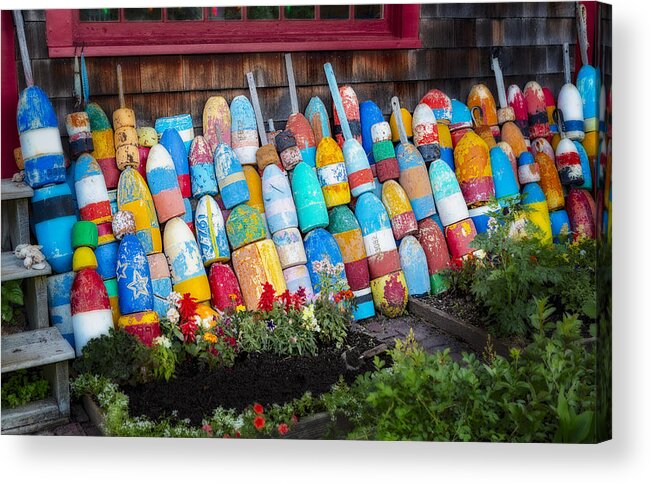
[[316, 136, 351, 208], [467, 84, 500, 141], [453, 131, 494, 207], [535, 152, 564, 211]]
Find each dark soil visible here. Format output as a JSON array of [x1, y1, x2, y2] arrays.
[[122, 331, 386, 426], [421, 291, 491, 329]]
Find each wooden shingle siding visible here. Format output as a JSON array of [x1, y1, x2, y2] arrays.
[[15, 3, 589, 143]]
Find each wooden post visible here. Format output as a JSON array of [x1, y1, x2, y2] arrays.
[[323, 63, 352, 141], [390, 96, 409, 145], [284, 53, 299, 114], [246, 71, 268, 145], [43, 361, 70, 416]]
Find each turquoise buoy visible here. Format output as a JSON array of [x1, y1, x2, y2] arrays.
[[214, 142, 250, 209], [291, 162, 328, 233], [399, 235, 430, 297]]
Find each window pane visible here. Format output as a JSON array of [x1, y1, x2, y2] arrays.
[[284, 6, 315, 20], [79, 9, 119, 22], [124, 8, 162, 22], [208, 7, 242, 20], [247, 6, 279, 20], [320, 5, 350, 20], [168, 8, 203, 21], [354, 4, 382, 19]]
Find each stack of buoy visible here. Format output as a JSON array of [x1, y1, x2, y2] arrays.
[[371, 121, 400, 183], [86, 102, 120, 190]]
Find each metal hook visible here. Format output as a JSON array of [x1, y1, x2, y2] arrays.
[[471, 105, 484, 127], [552, 108, 565, 138]]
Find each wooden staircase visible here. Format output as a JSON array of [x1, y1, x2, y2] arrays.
[[1, 178, 75, 434]]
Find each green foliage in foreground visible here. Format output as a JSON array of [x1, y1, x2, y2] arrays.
[[1, 280, 24, 324], [2, 370, 50, 409]]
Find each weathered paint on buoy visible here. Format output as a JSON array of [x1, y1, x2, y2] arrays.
[[32, 183, 77, 273], [95, 241, 118, 280], [444, 218, 479, 259], [160, 128, 191, 199], [396, 142, 436, 220], [417, 217, 451, 294], [420, 89, 453, 124], [355, 192, 400, 279], [65, 111, 94, 160], [214, 142, 250, 209], [531, 137, 555, 161], [468, 203, 497, 234], [163, 217, 211, 302], [113, 107, 139, 170], [155, 114, 194, 154], [517, 151, 541, 185], [182, 198, 195, 235], [203, 96, 231, 152], [232, 239, 286, 310], [549, 209, 571, 243], [370, 270, 408, 318], [74, 154, 113, 235], [454, 131, 494, 206], [148, 252, 173, 319], [275, 130, 303, 171], [262, 163, 298, 234], [399, 235, 430, 297], [371, 122, 400, 182], [47, 272, 76, 347], [557, 83, 585, 141], [428, 159, 469, 227], [467, 84, 500, 140], [573, 140, 593, 190], [282, 264, 315, 300], [305, 96, 331, 146], [71, 268, 113, 356], [566, 188, 596, 240], [555, 138, 584, 186], [291, 161, 329, 233], [342, 137, 375, 197], [230, 95, 259, 166], [116, 234, 154, 314], [117, 167, 161, 254], [146, 144, 185, 223], [137, 127, 157, 180], [536, 152, 565, 211], [507, 84, 531, 143], [360, 100, 384, 165], [412, 103, 441, 163], [449, 99, 474, 147], [195, 195, 230, 265], [256, 143, 283, 175], [351, 285, 375, 321], [17, 86, 67, 188], [489, 146, 519, 206], [577, 65, 599, 133], [86, 102, 120, 189], [226, 203, 267, 251], [189, 135, 219, 198], [333, 85, 362, 148], [208, 262, 243, 311], [496, 142, 520, 190], [437, 123, 455, 171], [272, 227, 307, 269], [287, 113, 317, 168], [521, 182, 553, 245], [382, 180, 418, 240], [304, 228, 347, 293], [501, 121, 528, 158], [117, 310, 160, 346], [390, 108, 413, 143], [316, 136, 351, 208], [327, 205, 370, 292], [524, 81, 550, 140]]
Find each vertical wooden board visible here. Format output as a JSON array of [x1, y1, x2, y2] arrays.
[[51, 97, 78, 136], [43, 362, 70, 415], [420, 18, 455, 49], [83, 57, 114, 96], [31, 58, 74, 98], [351, 51, 410, 84], [25, 276, 49, 330], [474, 18, 504, 47], [140, 55, 184, 93], [182, 55, 218, 91], [454, 18, 477, 48], [213, 53, 245, 89], [243, 52, 285, 88], [302, 51, 353, 86], [22, 20, 48, 60]]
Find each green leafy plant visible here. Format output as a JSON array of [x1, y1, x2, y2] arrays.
[[1, 280, 24, 324], [2, 370, 50, 409], [149, 337, 177, 382]]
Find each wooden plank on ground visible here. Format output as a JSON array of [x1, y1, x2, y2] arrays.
[[1, 327, 75, 374], [0, 397, 64, 434]]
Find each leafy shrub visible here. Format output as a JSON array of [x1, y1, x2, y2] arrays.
[[74, 328, 150, 386], [1, 280, 24, 325], [2, 369, 50, 408]]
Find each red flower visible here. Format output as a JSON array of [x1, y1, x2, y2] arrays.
[[292, 287, 306, 310], [202, 424, 213, 436], [253, 415, 265, 430], [253, 403, 264, 414], [291, 415, 299, 425], [334, 289, 354, 303], [178, 293, 198, 321], [179, 318, 198, 343], [235, 431, 241, 438], [278, 289, 293, 313], [258, 282, 276, 312], [277, 423, 289, 435], [450, 257, 464, 271], [223, 433, 230, 438], [530, 255, 538, 264]]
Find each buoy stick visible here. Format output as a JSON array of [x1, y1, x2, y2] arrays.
[[284, 53, 299, 114], [577, 3, 589, 66], [553, 108, 566, 140], [268, 119, 275, 132], [323, 62, 352, 142], [563, 43, 571, 85], [246, 71, 268, 145], [391, 96, 409, 145], [73, 54, 82, 107], [490, 53, 508, 109], [12, 10, 33, 87], [116, 64, 125, 109]]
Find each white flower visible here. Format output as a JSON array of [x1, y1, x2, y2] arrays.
[[200, 316, 213, 330], [166, 291, 182, 307], [166, 307, 180, 324], [153, 335, 172, 349]]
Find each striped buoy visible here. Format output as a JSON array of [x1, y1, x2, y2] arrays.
[[454, 131, 494, 207], [342, 136, 375, 197], [214, 142, 250, 209], [507, 84, 531, 142], [65, 111, 94, 160], [468, 203, 497, 234], [86, 102, 120, 189], [160, 128, 191, 199], [272, 227, 307, 269], [195, 195, 230, 265], [189, 135, 218, 198], [445, 218, 479, 259], [517, 151, 541, 185], [396, 143, 437, 221], [316, 136, 351, 208], [305, 96, 331, 146], [332, 85, 362, 148], [428, 159, 469, 227], [449, 99, 474, 147], [17, 86, 67, 188], [573, 140, 593, 190], [226, 204, 267, 251], [521, 182, 553, 245], [371, 122, 400, 182], [116, 234, 154, 315], [291, 161, 329, 233], [275, 130, 303, 171], [304, 228, 348, 293], [47, 272, 76, 347], [287, 113, 317, 168], [71, 267, 113, 356], [262, 163, 298, 235], [382, 180, 418, 241], [113, 107, 139, 170], [412, 103, 441, 164], [399, 235, 430, 297], [417, 217, 451, 294], [555, 137, 584, 186], [566, 188, 596, 241], [536, 152, 564, 211], [557, 83, 585, 141], [117, 310, 161, 347], [524, 81, 551, 139], [146, 144, 185, 223], [282, 265, 315, 300], [232, 239, 286, 310], [154, 114, 194, 154], [117, 167, 161, 254], [148, 252, 173, 319], [420, 88, 453, 124], [74, 154, 113, 235], [230, 95, 259, 166], [203, 96, 231, 152], [437, 123, 455, 171], [209, 262, 243, 311], [360, 100, 384, 166]]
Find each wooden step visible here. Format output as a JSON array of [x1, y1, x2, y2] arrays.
[[1, 251, 51, 282], [1, 397, 68, 435], [1, 179, 33, 201], [2, 327, 74, 374]]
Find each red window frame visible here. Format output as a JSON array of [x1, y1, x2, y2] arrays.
[[45, 5, 421, 57]]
